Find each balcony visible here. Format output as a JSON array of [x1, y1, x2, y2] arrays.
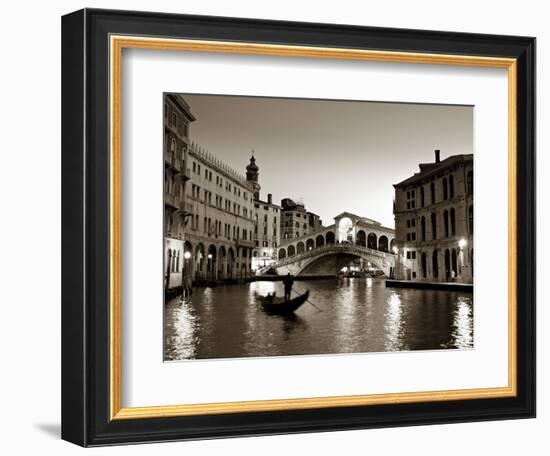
[[165, 193, 180, 209], [236, 238, 255, 249]]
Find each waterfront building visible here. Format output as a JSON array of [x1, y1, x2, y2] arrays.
[[393, 150, 474, 283], [280, 198, 323, 240], [164, 95, 194, 292], [164, 96, 256, 290], [246, 154, 281, 271]]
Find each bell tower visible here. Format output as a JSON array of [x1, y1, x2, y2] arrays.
[[246, 150, 261, 200]]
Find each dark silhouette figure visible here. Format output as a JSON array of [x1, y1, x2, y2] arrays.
[[283, 273, 294, 301]]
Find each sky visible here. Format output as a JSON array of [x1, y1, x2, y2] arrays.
[[180, 94, 473, 228]]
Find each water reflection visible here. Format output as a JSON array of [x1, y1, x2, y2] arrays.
[[164, 279, 473, 361], [384, 292, 404, 352]]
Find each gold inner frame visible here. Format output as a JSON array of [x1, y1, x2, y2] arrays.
[[109, 35, 517, 420]]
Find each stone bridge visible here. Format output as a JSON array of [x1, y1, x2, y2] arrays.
[[258, 243, 396, 277]]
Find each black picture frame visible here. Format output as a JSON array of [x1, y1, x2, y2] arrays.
[[62, 8, 536, 447]]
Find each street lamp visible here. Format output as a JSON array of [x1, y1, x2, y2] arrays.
[[182, 250, 192, 299], [392, 246, 399, 255], [207, 253, 213, 281], [458, 238, 468, 250]]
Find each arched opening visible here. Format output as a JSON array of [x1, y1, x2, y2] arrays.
[[288, 245, 296, 257], [338, 217, 353, 243], [451, 249, 458, 278], [444, 210, 449, 237], [432, 250, 439, 278], [278, 248, 287, 260], [356, 230, 366, 247], [316, 234, 325, 248], [430, 182, 436, 204], [306, 238, 315, 251], [378, 235, 389, 252], [195, 243, 205, 279], [421, 252, 427, 278], [468, 205, 473, 234], [207, 244, 217, 280], [227, 247, 235, 278], [431, 212, 437, 240], [444, 249, 451, 280], [420, 186, 425, 207], [449, 175, 455, 198], [390, 238, 395, 252], [443, 177, 448, 200], [218, 246, 226, 279], [421, 216, 426, 241], [297, 242, 305, 254], [367, 233, 377, 250], [325, 231, 335, 245]]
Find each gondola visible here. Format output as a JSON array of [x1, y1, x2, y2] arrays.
[[256, 290, 310, 315]]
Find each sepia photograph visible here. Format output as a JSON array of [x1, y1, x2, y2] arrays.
[[163, 94, 474, 361]]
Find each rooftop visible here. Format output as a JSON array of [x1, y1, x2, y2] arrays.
[[393, 152, 473, 188]]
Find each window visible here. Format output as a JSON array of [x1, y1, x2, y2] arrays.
[[164, 103, 168, 118], [467, 170, 473, 194], [443, 178, 448, 200], [420, 186, 425, 207], [430, 182, 435, 204], [444, 210, 449, 237], [431, 212, 437, 239], [469, 205, 474, 233], [171, 112, 177, 127], [421, 216, 426, 241], [449, 175, 455, 198], [450, 208, 456, 236]]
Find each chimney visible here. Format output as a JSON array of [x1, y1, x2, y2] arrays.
[[267, 193, 272, 204], [435, 149, 441, 163]]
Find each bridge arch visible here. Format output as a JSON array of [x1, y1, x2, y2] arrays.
[[356, 229, 366, 246], [379, 235, 389, 252], [306, 238, 315, 251], [278, 248, 286, 259], [316, 234, 325, 248], [265, 243, 395, 277], [326, 231, 335, 244], [297, 241, 305, 254], [288, 245, 296, 257], [367, 233, 377, 249]]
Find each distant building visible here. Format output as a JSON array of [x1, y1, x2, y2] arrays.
[[245, 154, 281, 271], [280, 198, 323, 240], [393, 150, 473, 283], [164, 95, 256, 290]]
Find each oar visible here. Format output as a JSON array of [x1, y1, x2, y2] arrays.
[[291, 287, 324, 312]]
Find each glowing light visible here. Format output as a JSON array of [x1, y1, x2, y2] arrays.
[[207, 253, 213, 259], [392, 246, 399, 254], [184, 251, 192, 260], [458, 238, 468, 249]]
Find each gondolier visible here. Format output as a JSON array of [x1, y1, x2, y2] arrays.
[[283, 273, 294, 301]]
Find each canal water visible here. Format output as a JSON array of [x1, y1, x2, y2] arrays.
[[164, 278, 473, 361]]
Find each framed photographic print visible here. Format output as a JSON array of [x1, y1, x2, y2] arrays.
[[61, 8, 536, 446]]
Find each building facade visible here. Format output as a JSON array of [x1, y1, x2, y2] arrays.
[[164, 95, 256, 290], [164, 95, 195, 291], [393, 150, 474, 283], [280, 198, 323, 240]]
